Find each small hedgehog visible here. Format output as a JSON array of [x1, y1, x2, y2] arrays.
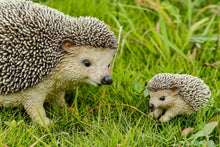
[[147, 73, 212, 122], [0, 0, 118, 125]]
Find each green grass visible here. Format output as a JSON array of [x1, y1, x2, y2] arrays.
[[0, 0, 220, 146]]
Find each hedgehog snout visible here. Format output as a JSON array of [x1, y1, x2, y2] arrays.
[[101, 75, 113, 85], [148, 103, 154, 109]]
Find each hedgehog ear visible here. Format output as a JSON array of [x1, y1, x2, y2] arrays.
[[61, 38, 74, 51], [170, 86, 180, 95]]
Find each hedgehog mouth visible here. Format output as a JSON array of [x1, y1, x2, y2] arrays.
[[85, 79, 102, 87]]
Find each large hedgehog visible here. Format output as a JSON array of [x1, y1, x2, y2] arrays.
[[0, 0, 118, 125], [147, 73, 212, 122]]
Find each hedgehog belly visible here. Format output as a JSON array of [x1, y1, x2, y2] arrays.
[[0, 70, 55, 107], [0, 93, 22, 107]]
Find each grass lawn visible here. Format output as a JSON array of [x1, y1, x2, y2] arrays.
[[0, 0, 219, 146]]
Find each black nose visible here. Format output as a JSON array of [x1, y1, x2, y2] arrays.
[[102, 75, 113, 85], [148, 103, 154, 109]]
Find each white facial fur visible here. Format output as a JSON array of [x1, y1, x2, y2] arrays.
[[148, 89, 179, 109], [57, 45, 117, 88]]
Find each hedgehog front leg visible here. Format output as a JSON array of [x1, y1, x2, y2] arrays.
[[150, 108, 163, 118], [22, 94, 51, 126], [159, 108, 178, 122], [24, 100, 50, 126]]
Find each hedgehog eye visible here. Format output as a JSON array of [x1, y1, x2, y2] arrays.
[[82, 60, 91, 67], [159, 96, 165, 101], [108, 64, 110, 68]]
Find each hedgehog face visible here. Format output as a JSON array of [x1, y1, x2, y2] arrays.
[[148, 88, 180, 109], [78, 48, 116, 86], [60, 44, 117, 87]]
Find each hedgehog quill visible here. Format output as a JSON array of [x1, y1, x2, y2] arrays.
[[147, 73, 212, 122], [0, 0, 118, 125]]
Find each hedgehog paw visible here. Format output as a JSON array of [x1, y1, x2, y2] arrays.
[[150, 112, 154, 119], [159, 115, 171, 122], [37, 117, 52, 127]]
